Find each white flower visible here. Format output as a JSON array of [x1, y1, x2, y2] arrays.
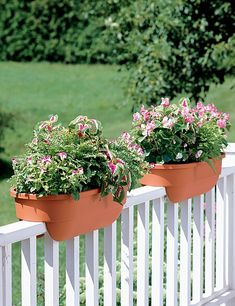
[[195, 150, 203, 159], [176, 153, 183, 160]]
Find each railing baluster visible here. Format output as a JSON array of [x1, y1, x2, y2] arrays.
[[205, 188, 215, 296], [137, 201, 149, 306], [0, 247, 3, 306], [66, 237, 79, 306], [21, 237, 37, 306], [1, 244, 12, 306], [86, 230, 99, 306], [44, 233, 59, 306], [180, 199, 192, 306], [227, 174, 235, 289], [192, 195, 204, 302], [121, 206, 134, 306], [104, 222, 117, 306], [216, 178, 226, 290], [166, 202, 178, 306], [151, 197, 164, 306]]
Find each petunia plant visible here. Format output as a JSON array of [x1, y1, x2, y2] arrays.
[[11, 115, 149, 204], [131, 98, 230, 164]]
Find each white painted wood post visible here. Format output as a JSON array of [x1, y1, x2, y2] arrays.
[[216, 178, 226, 290], [0, 247, 3, 306], [227, 174, 235, 289], [121, 206, 134, 306], [205, 188, 215, 296], [1, 244, 12, 306], [151, 197, 164, 306], [86, 230, 99, 306], [137, 201, 149, 306], [21, 237, 37, 306], [66, 237, 80, 306], [166, 203, 178, 306], [192, 195, 204, 302], [104, 222, 117, 306], [44, 233, 59, 306], [180, 199, 192, 306]]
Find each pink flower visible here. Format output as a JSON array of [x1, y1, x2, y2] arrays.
[[162, 116, 174, 128], [150, 110, 161, 118], [49, 115, 58, 123], [78, 123, 88, 132], [105, 149, 113, 160], [44, 139, 50, 145], [57, 152, 67, 160], [108, 162, 117, 175], [217, 118, 226, 129], [27, 156, 32, 164], [196, 102, 204, 110], [184, 114, 194, 123], [143, 121, 156, 136], [41, 156, 52, 165], [140, 106, 150, 121], [161, 98, 170, 108], [12, 158, 17, 165], [133, 112, 141, 121], [40, 168, 46, 174], [182, 99, 188, 108], [32, 138, 38, 145], [39, 122, 48, 130], [117, 158, 125, 165], [223, 113, 230, 121], [195, 150, 203, 159], [72, 167, 84, 176], [197, 118, 204, 127], [183, 143, 188, 148], [122, 132, 131, 141]]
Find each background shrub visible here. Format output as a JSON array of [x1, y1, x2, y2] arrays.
[[0, 0, 234, 107]]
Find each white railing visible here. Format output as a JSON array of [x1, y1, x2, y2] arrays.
[[1, 155, 235, 306]]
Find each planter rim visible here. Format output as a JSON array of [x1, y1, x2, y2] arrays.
[[10, 187, 100, 201], [151, 154, 225, 170]]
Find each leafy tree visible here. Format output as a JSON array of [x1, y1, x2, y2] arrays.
[[104, 0, 235, 107]]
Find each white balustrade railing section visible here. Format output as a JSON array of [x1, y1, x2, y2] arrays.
[[0, 154, 235, 306]]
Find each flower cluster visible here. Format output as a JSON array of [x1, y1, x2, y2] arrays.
[[131, 98, 230, 164], [11, 115, 148, 204]]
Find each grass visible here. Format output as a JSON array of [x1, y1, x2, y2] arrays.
[[0, 62, 234, 304]]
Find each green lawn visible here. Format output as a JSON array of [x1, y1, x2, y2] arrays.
[[0, 62, 234, 305]]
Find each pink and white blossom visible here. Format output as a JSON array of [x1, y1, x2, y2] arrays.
[[49, 115, 58, 123], [72, 167, 84, 176], [41, 156, 52, 165], [161, 98, 170, 108], [162, 116, 174, 128], [57, 152, 67, 160], [181, 99, 188, 108], [12, 158, 17, 165], [133, 112, 141, 121], [217, 118, 226, 129], [108, 162, 117, 175]]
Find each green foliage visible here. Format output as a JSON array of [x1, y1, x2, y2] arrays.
[[0, 108, 13, 153], [131, 98, 230, 164], [0, 0, 127, 63], [11, 114, 148, 203], [0, 0, 234, 103], [104, 0, 235, 107]]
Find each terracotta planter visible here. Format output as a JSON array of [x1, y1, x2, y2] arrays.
[[140, 156, 224, 203], [10, 188, 126, 241]]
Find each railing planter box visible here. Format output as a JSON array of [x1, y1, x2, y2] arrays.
[[10, 188, 126, 241], [140, 156, 223, 202]]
